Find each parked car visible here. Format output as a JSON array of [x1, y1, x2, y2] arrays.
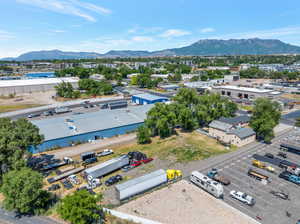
[[82, 157, 97, 166], [97, 149, 114, 157], [27, 113, 40, 118], [68, 175, 81, 185], [230, 190, 255, 206], [265, 153, 274, 159], [48, 184, 60, 191], [105, 175, 123, 186], [278, 152, 287, 158], [42, 111, 51, 116], [141, 158, 153, 164], [83, 104, 89, 109], [61, 179, 73, 190]]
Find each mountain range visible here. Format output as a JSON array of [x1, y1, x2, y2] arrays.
[[2, 38, 300, 61]]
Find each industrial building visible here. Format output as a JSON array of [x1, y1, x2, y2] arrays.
[[116, 169, 167, 200], [0, 77, 79, 95], [212, 85, 281, 100], [132, 93, 169, 105], [30, 104, 153, 153]]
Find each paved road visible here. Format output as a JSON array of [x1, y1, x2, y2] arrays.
[[0, 95, 127, 120], [0, 208, 62, 224], [47, 133, 137, 159], [192, 128, 300, 224]]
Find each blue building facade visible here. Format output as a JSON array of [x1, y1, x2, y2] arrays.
[[25, 72, 55, 78], [132, 93, 169, 105], [30, 122, 143, 153]]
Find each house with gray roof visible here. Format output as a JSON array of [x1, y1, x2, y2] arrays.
[[219, 115, 250, 127], [209, 119, 255, 147]]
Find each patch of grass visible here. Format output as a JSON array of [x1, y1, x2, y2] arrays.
[[105, 213, 140, 224], [238, 104, 253, 112], [106, 131, 232, 163], [0, 104, 45, 113]]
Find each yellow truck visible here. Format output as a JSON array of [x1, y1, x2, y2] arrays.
[[252, 160, 275, 173], [167, 169, 182, 181]]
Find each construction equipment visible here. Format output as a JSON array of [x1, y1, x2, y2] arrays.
[[167, 169, 182, 181], [207, 168, 231, 185], [252, 160, 275, 173]]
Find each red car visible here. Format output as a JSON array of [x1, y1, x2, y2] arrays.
[[141, 158, 153, 164]]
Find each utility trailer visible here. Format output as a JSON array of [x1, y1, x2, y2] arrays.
[[84, 155, 129, 180], [40, 157, 73, 171], [207, 169, 230, 185], [247, 169, 269, 182], [47, 167, 84, 184]]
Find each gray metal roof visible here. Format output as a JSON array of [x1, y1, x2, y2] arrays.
[[133, 93, 168, 101], [85, 155, 128, 174], [209, 120, 233, 131], [229, 128, 255, 139], [31, 104, 153, 141], [219, 115, 250, 126], [116, 169, 166, 191]]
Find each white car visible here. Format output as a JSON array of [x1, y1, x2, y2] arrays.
[[230, 190, 255, 206]]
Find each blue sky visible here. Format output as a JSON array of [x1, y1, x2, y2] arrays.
[[1, 0, 300, 58]]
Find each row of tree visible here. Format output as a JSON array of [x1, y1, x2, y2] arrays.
[[240, 67, 300, 80], [55, 79, 113, 98]]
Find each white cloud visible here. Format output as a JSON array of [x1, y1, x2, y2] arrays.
[[0, 30, 15, 40], [211, 26, 300, 40], [51, 29, 66, 33], [200, 27, 215, 33], [132, 36, 154, 42], [160, 29, 191, 38], [16, 0, 111, 22], [128, 26, 163, 34]]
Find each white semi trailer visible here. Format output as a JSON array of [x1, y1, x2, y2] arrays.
[[190, 171, 224, 198]]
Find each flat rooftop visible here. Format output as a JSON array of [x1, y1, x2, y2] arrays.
[[133, 93, 169, 101], [213, 85, 273, 93], [0, 77, 79, 87], [31, 104, 153, 141]]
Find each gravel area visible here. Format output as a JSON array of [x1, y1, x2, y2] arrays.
[[117, 180, 258, 224]]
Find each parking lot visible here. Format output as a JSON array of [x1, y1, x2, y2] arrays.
[[199, 128, 300, 224]]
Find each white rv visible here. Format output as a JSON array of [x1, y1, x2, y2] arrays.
[[190, 171, 224, 198]]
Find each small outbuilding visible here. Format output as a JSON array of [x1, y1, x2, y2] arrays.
[[132, 93, 169, 105]]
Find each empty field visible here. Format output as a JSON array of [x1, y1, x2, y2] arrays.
[[117, 180, 258, 224]]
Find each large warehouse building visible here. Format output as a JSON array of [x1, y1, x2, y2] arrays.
[[30, 104, 153, 153], [0, 77, 79, 95], [212, 85, 281, 100]]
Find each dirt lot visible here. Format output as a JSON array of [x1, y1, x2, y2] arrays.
[[0, 90, 56, 106], [117, 180, 258, 224]]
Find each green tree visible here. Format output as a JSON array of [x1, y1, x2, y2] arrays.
[[0, 118, 43, 180], [295, 117, 300, 127], [1, 167, 51, 214], [137, 125, 151, 144], [200, 75, 208, 81], [178, 108, 197, 131], [58, 190, 103, 224], [55, 82, 77, 98], [250, 98, 281, 143]]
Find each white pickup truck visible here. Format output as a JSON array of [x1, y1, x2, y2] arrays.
[[230, 190, 255, 206]]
